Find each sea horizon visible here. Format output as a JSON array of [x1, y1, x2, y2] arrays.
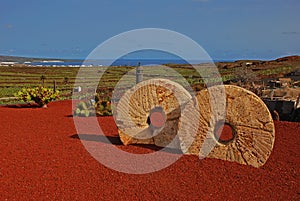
[[1, 54, 299, 67], [19, 58, 236, 67]]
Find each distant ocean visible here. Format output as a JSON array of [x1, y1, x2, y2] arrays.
[[28, 59, 231, 67]]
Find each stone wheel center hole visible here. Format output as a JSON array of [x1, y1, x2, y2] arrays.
[[214, 122, 235, 144], [147, 107, 166, 128]]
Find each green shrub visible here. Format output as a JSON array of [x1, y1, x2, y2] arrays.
[[74, 101, 93, 117], [73, 95, 112, 117], [95, 93, 112, 116], [95, 100, 112, 116], [15, 86, 59, 107]]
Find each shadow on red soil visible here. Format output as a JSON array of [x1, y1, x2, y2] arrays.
[[0, 100, 299, 200]]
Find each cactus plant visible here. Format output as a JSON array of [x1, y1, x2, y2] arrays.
[[15, 86, 59, 107], [73, 95, 112, 117]]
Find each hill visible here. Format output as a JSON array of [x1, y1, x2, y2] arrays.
[[0, 55, 81, 63]]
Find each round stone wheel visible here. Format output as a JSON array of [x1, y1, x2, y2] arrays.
[[116, 78, 192, 149], [178, 85, 275, 168]]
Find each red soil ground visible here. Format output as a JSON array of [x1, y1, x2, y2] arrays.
[[0, 100, 299, 200]]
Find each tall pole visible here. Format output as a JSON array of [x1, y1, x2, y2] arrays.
[[136, 62, 143, 84], [53, 80, 56, 92]]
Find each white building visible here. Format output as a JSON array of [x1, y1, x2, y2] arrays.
[[0, 61, 18, 66]]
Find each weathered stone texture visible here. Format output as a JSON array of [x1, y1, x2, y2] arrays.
[[116, 79, 191, 149], [178, 85, 275, 167]]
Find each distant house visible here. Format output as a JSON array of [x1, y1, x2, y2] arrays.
[[0, 61, 18, 66], [245, 62, 253, 66]]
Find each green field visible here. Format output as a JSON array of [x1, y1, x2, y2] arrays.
[[0, 64, 216, 104], [0, 61, 297, 104]]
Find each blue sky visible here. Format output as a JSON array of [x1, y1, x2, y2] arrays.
[[0, 0, 299, 60]]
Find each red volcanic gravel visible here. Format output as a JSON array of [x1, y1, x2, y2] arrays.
[[0, 100, 299, 200], [214, 123, 234, 143]]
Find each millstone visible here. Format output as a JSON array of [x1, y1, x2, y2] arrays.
[[178, 85, 275, 168], [116, 78, 192, 149]]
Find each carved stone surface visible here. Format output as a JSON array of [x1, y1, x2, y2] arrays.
[[178, 85, 275, 168], [116, 78, 192, 149]]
